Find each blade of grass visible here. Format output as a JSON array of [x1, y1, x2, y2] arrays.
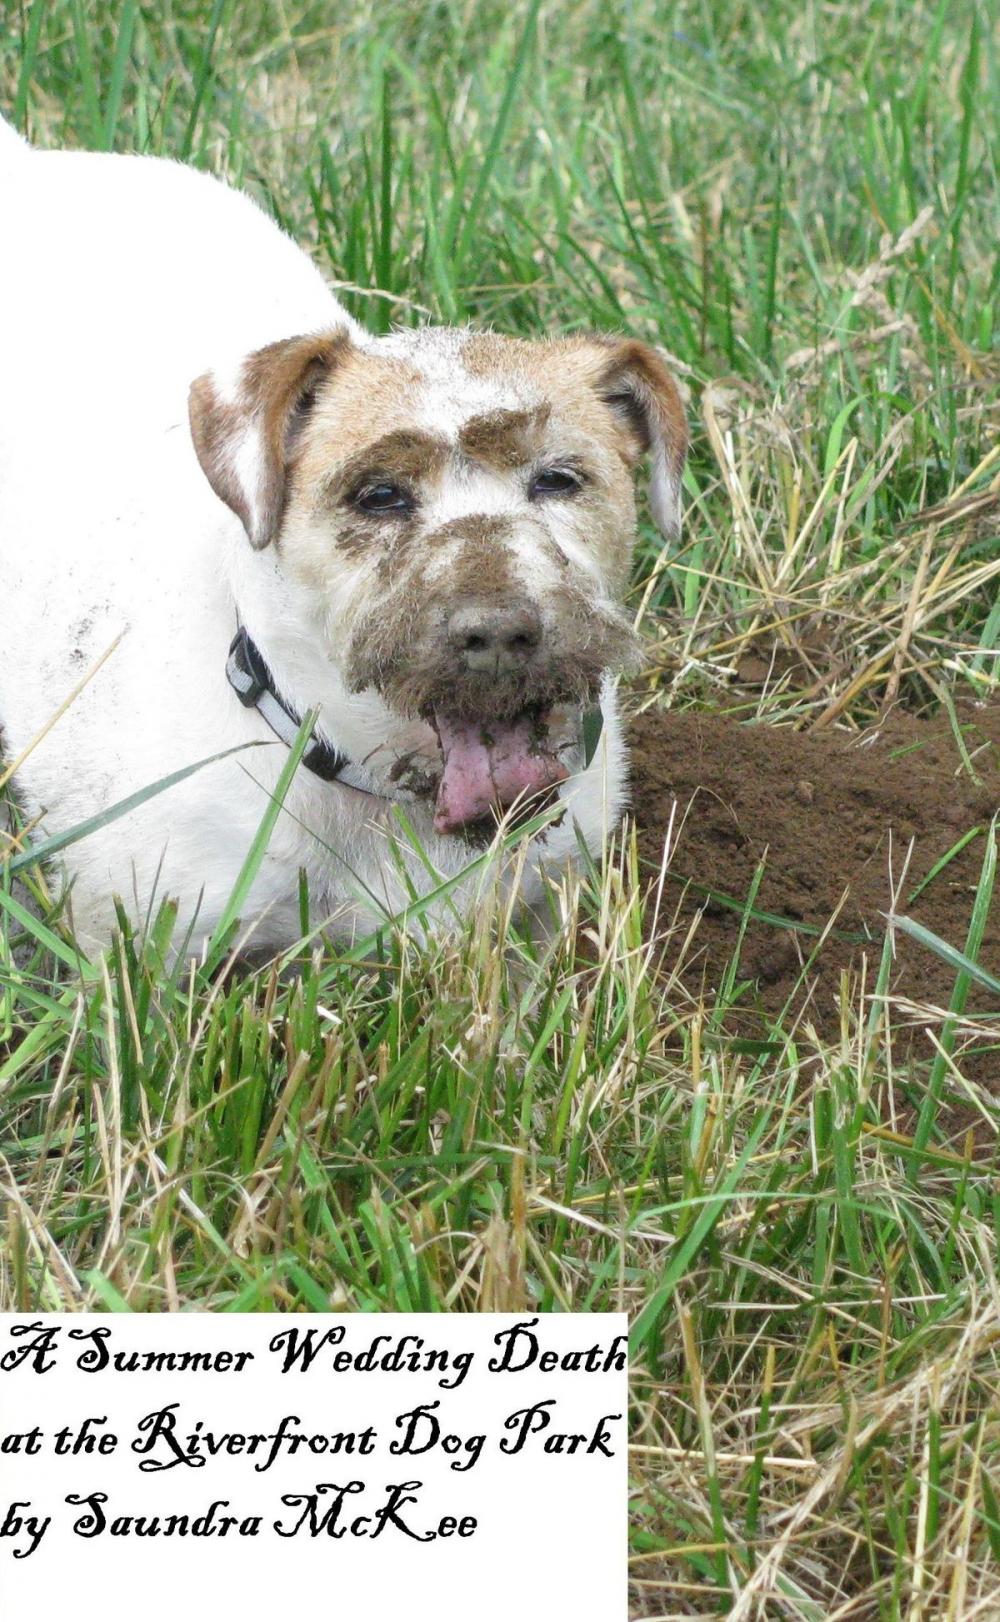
[[9, 742, 266, 877], [907, 821, 997, 1173], [451, 0, 541, 272]]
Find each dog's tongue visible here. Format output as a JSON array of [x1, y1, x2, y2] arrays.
[[434, 713, 571, 834]]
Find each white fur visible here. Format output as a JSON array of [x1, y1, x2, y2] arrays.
[[0, 124, 628, 958]]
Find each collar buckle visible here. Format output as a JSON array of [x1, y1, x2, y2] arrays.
[[226, 624, 372, 793], [226, 627, 269, 707]]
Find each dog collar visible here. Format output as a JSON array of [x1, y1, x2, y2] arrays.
[[226, 626, 606, 793], [226, 627, 380, 795]]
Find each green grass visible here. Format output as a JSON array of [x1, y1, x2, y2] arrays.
[[2, 1, 999, 1614]]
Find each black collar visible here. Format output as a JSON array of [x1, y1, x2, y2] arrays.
[[226, 627, 379, 793], [226, 625, 605, 795]]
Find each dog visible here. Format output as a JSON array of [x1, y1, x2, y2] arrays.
[[0, 115, 686, 957]]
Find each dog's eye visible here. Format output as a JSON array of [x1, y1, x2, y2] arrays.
[[530, 467, 583, 499], [355, 482, 413, 514]]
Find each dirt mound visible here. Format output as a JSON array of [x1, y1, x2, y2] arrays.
[[627, 704, 1000, 1061]]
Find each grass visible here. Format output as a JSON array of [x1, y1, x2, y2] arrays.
[[1, 0, 999, 1614]]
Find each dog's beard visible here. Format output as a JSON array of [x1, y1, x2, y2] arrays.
[[346, 592, 637, 720], [345, 589, 637, 836]]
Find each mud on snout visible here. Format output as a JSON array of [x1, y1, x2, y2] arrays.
[[346, 583, 639, 722], [345, 564, 639, 836]]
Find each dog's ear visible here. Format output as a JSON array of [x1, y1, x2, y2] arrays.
[[591, 339, 688, 542], [188, 329, 352, 549]]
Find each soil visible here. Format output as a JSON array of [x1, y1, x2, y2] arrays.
[[626, 703, 1000, 1081]]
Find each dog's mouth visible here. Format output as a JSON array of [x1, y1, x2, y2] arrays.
[[431, 706, 581, 837]]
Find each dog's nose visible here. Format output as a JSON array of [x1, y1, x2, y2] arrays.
[[448, 600, 543, 673]]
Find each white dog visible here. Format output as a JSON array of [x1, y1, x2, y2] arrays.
[[0, 116, 686, 957]]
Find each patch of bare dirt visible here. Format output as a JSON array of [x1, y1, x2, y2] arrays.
[[627, 704, 1000, 1067]]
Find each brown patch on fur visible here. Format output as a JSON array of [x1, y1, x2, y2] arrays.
[[458, 406, 550, 470], [459, 337, 643, 591], [385, 750, 441, 796], [313, 429, 449, 562], [322, 428, 450, 506], [427, 541, 518, 609], [188, 330, 352, 549], [370, 515, 515, 589], [279, 348, 443, 584], [444, 541, 516, 601], [424, 515, 512, 548], [334, 514, 412, 561], [461, 329, 687, 542]]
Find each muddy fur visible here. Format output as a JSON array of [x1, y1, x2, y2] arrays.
[[458, 405, 551, 469], [334, 511, 419, 561], [346, 573, 639, 722], [424, 514, 516, 550], [319, 428, 451, 506]]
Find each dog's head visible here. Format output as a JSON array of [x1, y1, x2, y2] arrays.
[[189, 326, 686, 834]]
